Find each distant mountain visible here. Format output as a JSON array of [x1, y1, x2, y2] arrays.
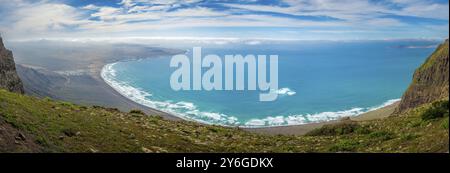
[[0, 36, 24, 93], [396, 39, 449, 113], [16, 64, 67, 98]]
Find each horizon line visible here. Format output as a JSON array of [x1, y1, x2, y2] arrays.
[[5, 36, 449, 43]]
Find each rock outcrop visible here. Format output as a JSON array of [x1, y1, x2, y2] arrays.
[[0, 37, 24, 94], [0, 36, 24, 94], [396, 39, 449, 113]]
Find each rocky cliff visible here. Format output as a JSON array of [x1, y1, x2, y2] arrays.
[[396, 39, 449, 113], [0, 36, 24, 93]]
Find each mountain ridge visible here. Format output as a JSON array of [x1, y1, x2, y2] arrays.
[[396, 39, 449, 113], [0, 36, 24, 94]]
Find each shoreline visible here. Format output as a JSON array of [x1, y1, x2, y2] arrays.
[[97, 60, 400, 135], [245, 101, 399, 135], [89, 59, 184, 122]]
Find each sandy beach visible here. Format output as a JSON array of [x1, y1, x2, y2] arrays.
[[72, 58, 402, 135], [244, 101, 399, 135], [94, 59, 400, 135]]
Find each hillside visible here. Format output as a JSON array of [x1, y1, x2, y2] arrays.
[[0, 37, 23, 93], [396, 40, 449, 113], [0, 89, 448, 152]]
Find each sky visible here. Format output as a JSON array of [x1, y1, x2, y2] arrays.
[[0, 0, 448, 41]]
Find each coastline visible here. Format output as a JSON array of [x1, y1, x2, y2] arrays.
[[245, 101, 399, 135], [90, 60, 183, 121], [97, 61, 400, 135]]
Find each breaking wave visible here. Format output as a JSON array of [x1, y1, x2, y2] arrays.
[[101, 62, 400, 128], [271, 88, 296, 96]]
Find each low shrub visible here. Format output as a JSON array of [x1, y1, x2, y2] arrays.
[[442, 118, 449, 129], [400, 133, 417, 141], [368, 131, 394, 141], [306, 122, 369, 136], [106, 107, 120, 112], [421, 100, 449, 121], [129, 109, 146, 115], [328, 140, 360, 152]]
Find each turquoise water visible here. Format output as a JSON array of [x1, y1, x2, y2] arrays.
[[101, 40, 438, 127]]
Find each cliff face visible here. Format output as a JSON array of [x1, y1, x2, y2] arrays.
[[396, 39, 449, 113], [0, 36, 24, 94]]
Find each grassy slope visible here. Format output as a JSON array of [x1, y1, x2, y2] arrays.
[[1, 89, 448, 153], [417, 40, 449, 73]]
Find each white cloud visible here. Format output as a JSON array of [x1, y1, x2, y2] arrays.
[[165, 7, 227, 17], [2, 2, 89, 37], [0, 0, 448, 40], [398, 3, 449, 20], [366, 18, 405, 27]]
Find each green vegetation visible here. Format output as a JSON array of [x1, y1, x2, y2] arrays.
[[0, 89, 448, 153], [441, 117, 449, 129], [417, 40, 449, 73], [306, 122, 370, 136], [421, 100, 449, 121], [328, 140, 362, 152], [368, 131, 394, 141], [129, 109, 146, 115]]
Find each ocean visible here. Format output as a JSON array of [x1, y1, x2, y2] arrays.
[[101, 40, 438, 127]]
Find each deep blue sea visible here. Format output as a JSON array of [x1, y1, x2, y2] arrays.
[[101, 40, 438, 127]]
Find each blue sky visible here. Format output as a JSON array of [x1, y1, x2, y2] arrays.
[[0, 0, 448, 41]]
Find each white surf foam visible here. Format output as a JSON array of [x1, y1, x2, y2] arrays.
[[244, 99, 401, 127], [271, 88, 296, 96], [101, 63, 240, 126], [101, 62, 400, 128]]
